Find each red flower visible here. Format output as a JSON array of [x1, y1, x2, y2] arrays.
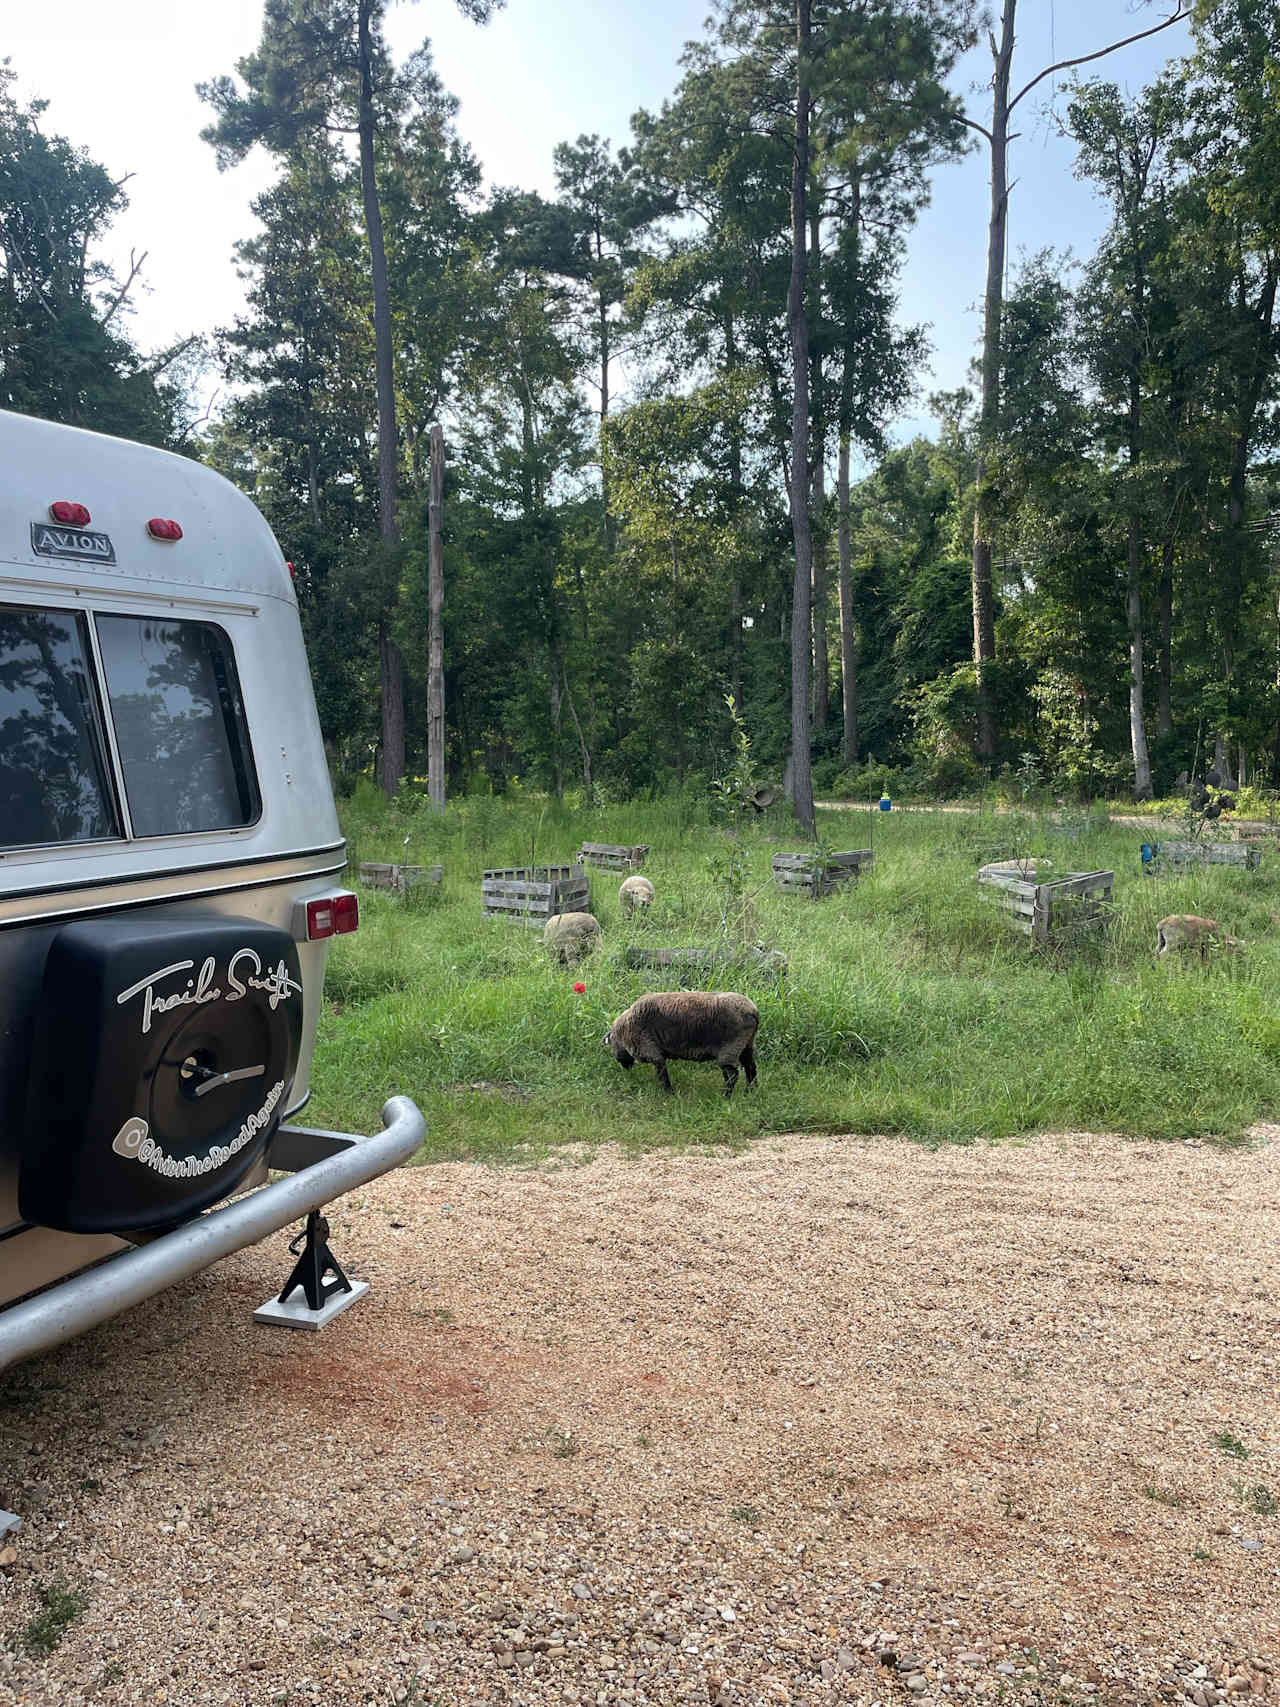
[[572, 981, 586, 994]]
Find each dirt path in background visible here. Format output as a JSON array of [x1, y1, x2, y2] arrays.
[[1, 1129, 1278, 1707], [815, 799, 1250, 831]]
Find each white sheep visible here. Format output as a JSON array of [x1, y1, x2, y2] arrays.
[[543, 911, 602, 963], [619, 874, 654, 915]]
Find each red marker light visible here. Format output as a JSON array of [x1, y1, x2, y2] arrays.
[[146, 517, 183, 541], [286, 561, 296, 580], [50, 500, 91, 526], [305, 892, 359, 940]]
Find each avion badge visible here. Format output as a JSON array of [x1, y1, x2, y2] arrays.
[[30, 521, 116, 565]]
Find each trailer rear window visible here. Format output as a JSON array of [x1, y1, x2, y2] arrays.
[[95, 616, 261, 837], [0, 609, 119, 846]]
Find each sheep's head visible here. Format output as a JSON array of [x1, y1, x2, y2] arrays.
[[603, 1027, 634, 1068]]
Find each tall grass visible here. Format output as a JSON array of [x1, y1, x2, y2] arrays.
[[309, 789, 1280, 1158]]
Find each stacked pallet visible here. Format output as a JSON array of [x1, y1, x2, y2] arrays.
[[576, 842, 649, 871], [977, 862, 1113, 945], [358, 862, 443, 894], [623, 946, 788, 983], [771, 848, 873, 899], [482, 864, 590, 923], [1144, 839, 1261, 873]]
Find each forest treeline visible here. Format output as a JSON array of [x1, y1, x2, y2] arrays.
[[1, 0, 1277, 812]]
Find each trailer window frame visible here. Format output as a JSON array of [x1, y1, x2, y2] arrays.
[[93, 613, 263, 841], [0, 598, 262, 853], [0, 603, 124, 850]]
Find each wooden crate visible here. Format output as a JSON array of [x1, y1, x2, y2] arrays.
[[978, 864, 1113, 944], [358, 862, 443, 894], [771, 848, 873, 899], [623, 945, 788, 984], [577, 841, 649, 871], [481, 864, 590, 924], [1146, 839, 1261, 872]]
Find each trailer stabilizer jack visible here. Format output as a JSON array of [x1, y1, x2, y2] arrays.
[[254, 1208, 367, 1331]]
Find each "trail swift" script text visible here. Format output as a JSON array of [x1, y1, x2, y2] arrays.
[[115, 948, 302, 1035]]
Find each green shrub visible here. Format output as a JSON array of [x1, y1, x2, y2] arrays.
[[922, 753, 982, 797], [1231, 785, 1278, 822]]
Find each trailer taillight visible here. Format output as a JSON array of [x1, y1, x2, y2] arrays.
[[304, 892, 359, 940], [146, 517, 183, 541], [50, 500, 91, 525]]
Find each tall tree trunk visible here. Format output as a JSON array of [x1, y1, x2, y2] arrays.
[[377, 619, 404, 797], [1127, 518, 1153, 800], [837, 429, 856, 766], [599, 277, 616, 558], [358, 0, 404, 797], [1218, 260, 1277, 738], [812, 456, 828, 729], [787, 0, 816, 837], [731, 576, 743, 716], [1157, 527, 1174, 740], [306, 438, 321, 527], [549, 670, 564, 800], [964, 2, 1191, 778], [809, 204, 828, 732], [1126, 269, 1152, 800], [971, 0, 1015, 770], [1212, 734, 1236, 789], [427, 423, 446, 812], [562, 670, 593, 799], [726, 312, 744, 717]]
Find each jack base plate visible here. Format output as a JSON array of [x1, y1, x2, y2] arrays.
[[254, 1278, 369, 1331]]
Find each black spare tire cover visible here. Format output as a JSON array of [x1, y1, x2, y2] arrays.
[[20, 914, 304, 1234]]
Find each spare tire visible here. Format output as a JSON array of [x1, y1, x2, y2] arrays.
[[20, 914, 303, 1234]]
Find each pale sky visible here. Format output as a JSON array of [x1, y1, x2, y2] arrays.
[[7, 0, 1192, 445]]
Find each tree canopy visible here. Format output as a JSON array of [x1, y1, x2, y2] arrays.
[[6, 0, 1280, 810]]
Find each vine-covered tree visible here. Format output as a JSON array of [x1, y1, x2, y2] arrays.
[[200, 0, 502, 797]]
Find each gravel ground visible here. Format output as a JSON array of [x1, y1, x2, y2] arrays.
[[1, 1128, 1278, 1707]]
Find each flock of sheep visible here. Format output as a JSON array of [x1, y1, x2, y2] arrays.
[[531, 856, 1244, 1101], [543, 873, 760, 1100]]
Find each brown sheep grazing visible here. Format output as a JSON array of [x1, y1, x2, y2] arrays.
[[603, 991, 759, 1097]]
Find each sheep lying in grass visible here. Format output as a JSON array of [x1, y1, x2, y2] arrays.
[[604, 991, 759, 1097], [1156, 914, 1243, 959], [544, 911, 602, 963], [619, 874, 654, 915]]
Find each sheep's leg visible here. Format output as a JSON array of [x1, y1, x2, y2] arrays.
[[721, 1062, 739, 1098], [740, 1042, 757, 1088], [654, 1060, 674, 1094]]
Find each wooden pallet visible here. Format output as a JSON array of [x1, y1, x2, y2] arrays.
[[1145, 839, 1261, 872], [481, 864, 590, 923], [622, 945, 788, 983], [576, 842, 649, 871], [358, 862, 443, 894], [771, 848, 873, 899], [977, 863, 1113, 944]]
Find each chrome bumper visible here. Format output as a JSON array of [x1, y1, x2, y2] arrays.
[[0, 1095, 425, 1373]]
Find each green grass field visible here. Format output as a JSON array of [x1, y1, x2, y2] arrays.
[[306, 784, 1280, 1159]]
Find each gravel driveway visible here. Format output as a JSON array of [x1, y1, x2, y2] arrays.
[[1, 1129, 1277, 1707]]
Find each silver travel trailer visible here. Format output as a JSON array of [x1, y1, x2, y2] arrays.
[[0, 409, 424, 1372]]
